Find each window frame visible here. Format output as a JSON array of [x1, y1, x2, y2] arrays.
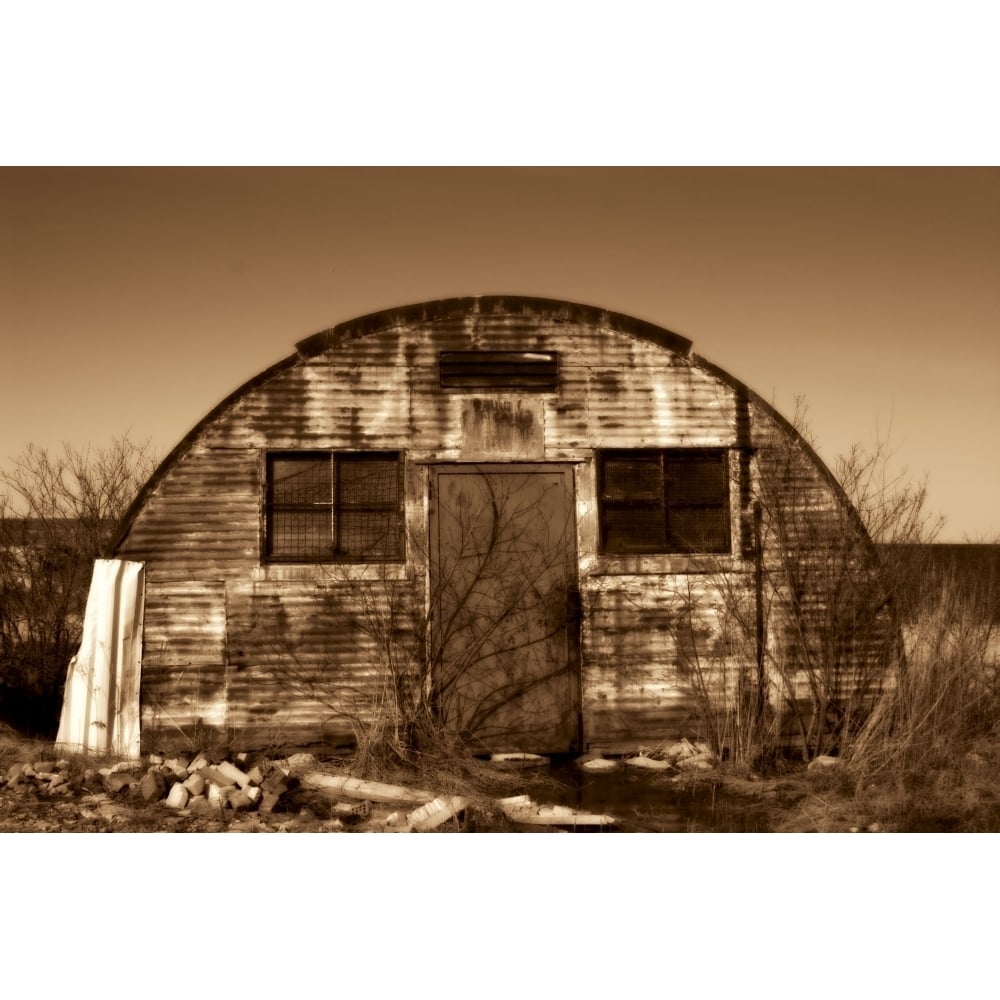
[[263, 450, 405, 564], [596, 448, 732, 556]]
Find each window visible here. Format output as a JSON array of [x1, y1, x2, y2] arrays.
[[598, 449, 731, 555], [439, 351, 559, 390], [265, 452, 404, 562]]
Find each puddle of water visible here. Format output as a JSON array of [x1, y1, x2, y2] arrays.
[[523, 761, 773, 833]]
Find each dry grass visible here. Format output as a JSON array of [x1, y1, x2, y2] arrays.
[[770, 574, 1000, 833]]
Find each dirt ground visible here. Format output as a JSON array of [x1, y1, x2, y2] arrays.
[[0, 722, 769, 833], [6, 721, 997, 833]]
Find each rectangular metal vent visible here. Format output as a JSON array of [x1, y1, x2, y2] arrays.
[[439, 351, 559, 390]]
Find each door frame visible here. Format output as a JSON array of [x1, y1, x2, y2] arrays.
[[426, 462, 582, 752]]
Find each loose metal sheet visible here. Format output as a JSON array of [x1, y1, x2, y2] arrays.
[[56, 559, 145, 758]]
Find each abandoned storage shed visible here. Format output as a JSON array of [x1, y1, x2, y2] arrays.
[[76, 296, 898, 757]]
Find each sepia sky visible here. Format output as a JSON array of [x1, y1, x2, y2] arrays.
[[1, 166, 997, 540]]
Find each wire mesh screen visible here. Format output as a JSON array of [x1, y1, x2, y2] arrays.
[[664, 452, 729, 552], [601, 455, 664, 502], [267, 454, 333, 559], [599, 450, 730, 554], [335, 455, 404, 560], [664, 453, 728, 505], [265, 452, 404, 562]]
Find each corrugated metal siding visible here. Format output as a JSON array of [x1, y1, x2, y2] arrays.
[[580, 571, 757, 750], [139, 580, 228, 745], [116, 300, 893, 751], [222, 578, 402, 747]]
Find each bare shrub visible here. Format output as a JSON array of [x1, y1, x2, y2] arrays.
[[680, 403, 942, 766]]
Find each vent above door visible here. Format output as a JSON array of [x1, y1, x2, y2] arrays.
[[439, 351, 559, 391]]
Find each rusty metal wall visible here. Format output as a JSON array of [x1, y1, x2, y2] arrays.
[[115, 300, 890, 752]]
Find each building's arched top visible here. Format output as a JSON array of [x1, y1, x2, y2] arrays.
[[108, 295, 850, 555], [294, 295, 694, 360]]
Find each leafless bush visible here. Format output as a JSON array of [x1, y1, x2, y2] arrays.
[[679, 403, 943, 766]]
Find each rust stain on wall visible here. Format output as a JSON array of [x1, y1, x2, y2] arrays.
[[459, 397, 544, 459]]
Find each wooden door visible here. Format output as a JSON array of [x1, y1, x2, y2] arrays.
[[429, 464, 579, 753]]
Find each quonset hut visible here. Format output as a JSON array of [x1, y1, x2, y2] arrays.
[[106, 297, 897, 756]]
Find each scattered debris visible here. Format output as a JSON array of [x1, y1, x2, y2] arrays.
[[807, 754, 841, 771], [576, 755, 619, 772], [406, 795, 469, 831], [0, 748, 626, 832], [498, 794, 618, 829], [301, 772, 435, 804], [624, 754, 673, 771], [487, 752, 549, 770]]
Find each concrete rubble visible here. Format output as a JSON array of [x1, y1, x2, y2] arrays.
[[3, 744, 742, 831], [575, 740, 717, 774], [498, 794, 618, 829], [2, 751, 615, 831]]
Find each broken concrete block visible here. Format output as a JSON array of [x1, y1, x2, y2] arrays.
[[140, 770, 168, 802], [488, 752, 549, 770], [199, 766, 237, 788], [262, 769, 290, 793], [187, 753, 210, 774], [287, 752, 317, 769], [302, 772, 434, 804], [625, 755, 672, 771], [214, 761, 250, 788], [104, 772, 136, 795], [165, 783, 190, 809], [163, 758, 189, 779], [6, 763, 27, 781], [247, 766, 264, 786], [149, 754, 164, 765], [32, 760, 56, 773], [111, 760, 143, 774], [229, 789, 256, 811], [245, 785, 262, 803], [407, 796, 468, 832], [182, 773, 206, 797], [259, 790, 283, 814], [578, 757, 618, 772]]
